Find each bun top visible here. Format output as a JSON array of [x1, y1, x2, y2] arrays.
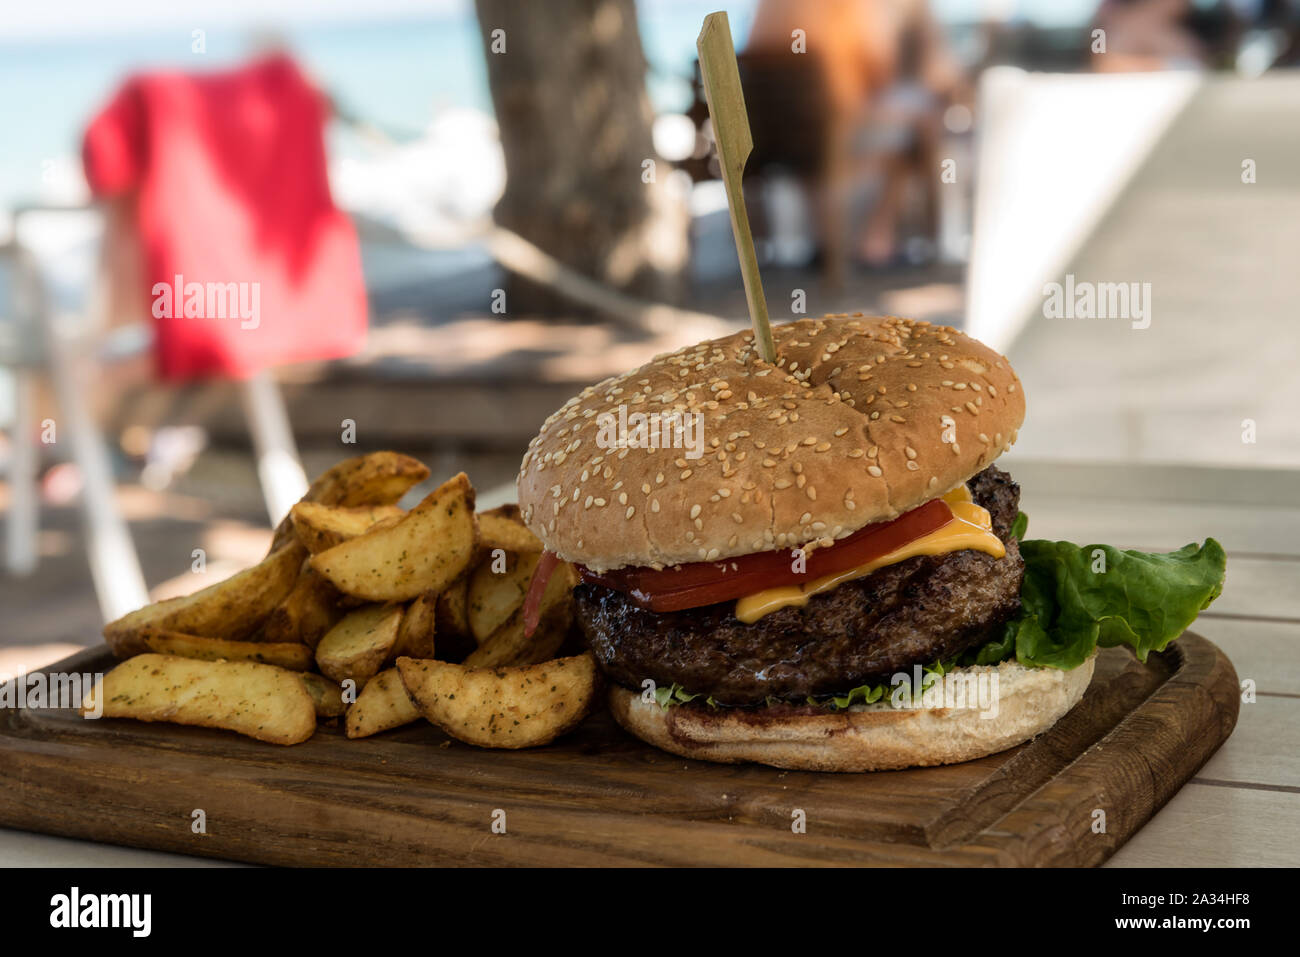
[[517, 315, 1025, 572]]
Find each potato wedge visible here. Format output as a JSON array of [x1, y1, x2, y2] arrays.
[[467, 550, 540, 643], [104, 543, 304, 658], [393, 592, 437, 660], [477, 504, 542, 553], [82, 654, 316, 745], [298, 672, 346, 718], [261, 563, 343, 648], [269, 451, 430, 552], [315, 603, 404, 687], [463, 601, 571, 669], [396, 653, 597, 749], [345, 668, 420, 739], [138, 628, 314, 671], [289, 503, 405, 555], [311, 473, 478, 601], [463, 562, 577, 668]]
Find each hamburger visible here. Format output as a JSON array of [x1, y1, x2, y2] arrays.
[[516, 314, 1225, 771]]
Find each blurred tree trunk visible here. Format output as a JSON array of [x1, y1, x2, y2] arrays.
[[475, 0, 688, 316]]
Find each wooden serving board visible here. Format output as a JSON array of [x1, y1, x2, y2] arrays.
[[0, 633, 1238, 866]]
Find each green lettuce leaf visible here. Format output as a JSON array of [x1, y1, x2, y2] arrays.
[[1010, 510, 1029, 541], [1003, 538, 1226, 670], [958, 627, 1017, 667], [655, 683, 718, 710]]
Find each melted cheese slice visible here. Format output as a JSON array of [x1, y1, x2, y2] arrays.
[[733, 486, 1005, 623]]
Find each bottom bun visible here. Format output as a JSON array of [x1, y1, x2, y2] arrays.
[[608, 655, 1096, 772]]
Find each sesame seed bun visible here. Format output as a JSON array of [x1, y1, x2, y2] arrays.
[[607, 655, 1095, 772], [517, 315, 1025, 572]]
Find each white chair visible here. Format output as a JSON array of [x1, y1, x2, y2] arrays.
[[2, 203, 309, 623], [1, 225, 149, 622]]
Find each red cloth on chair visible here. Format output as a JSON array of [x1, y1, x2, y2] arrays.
[[83, 54, 367, 380]]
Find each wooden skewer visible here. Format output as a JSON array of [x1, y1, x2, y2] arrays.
[[696, 11, 776, 364]]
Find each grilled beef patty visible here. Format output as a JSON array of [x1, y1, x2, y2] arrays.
[[574, 465, 1025, 706]]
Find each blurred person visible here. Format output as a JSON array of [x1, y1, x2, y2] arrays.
[[1090, 0, 1208, 71], [745, 0, 968, 274]]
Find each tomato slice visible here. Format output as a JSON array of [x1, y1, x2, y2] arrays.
[[523, 549, 562, 637], [579, 498, 954, 613]]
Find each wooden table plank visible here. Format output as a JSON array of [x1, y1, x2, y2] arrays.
[[1018, 497, 1300, 557], [1202, 556, 1300, 620], [1194, 619, 1300, 695], [1106, 783, 1300, 867], [1005, 460, 1300, 509], [1194, 694, 1299, 789]]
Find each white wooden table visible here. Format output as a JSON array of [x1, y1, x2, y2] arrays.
[[0, 461, 1293, 867]]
